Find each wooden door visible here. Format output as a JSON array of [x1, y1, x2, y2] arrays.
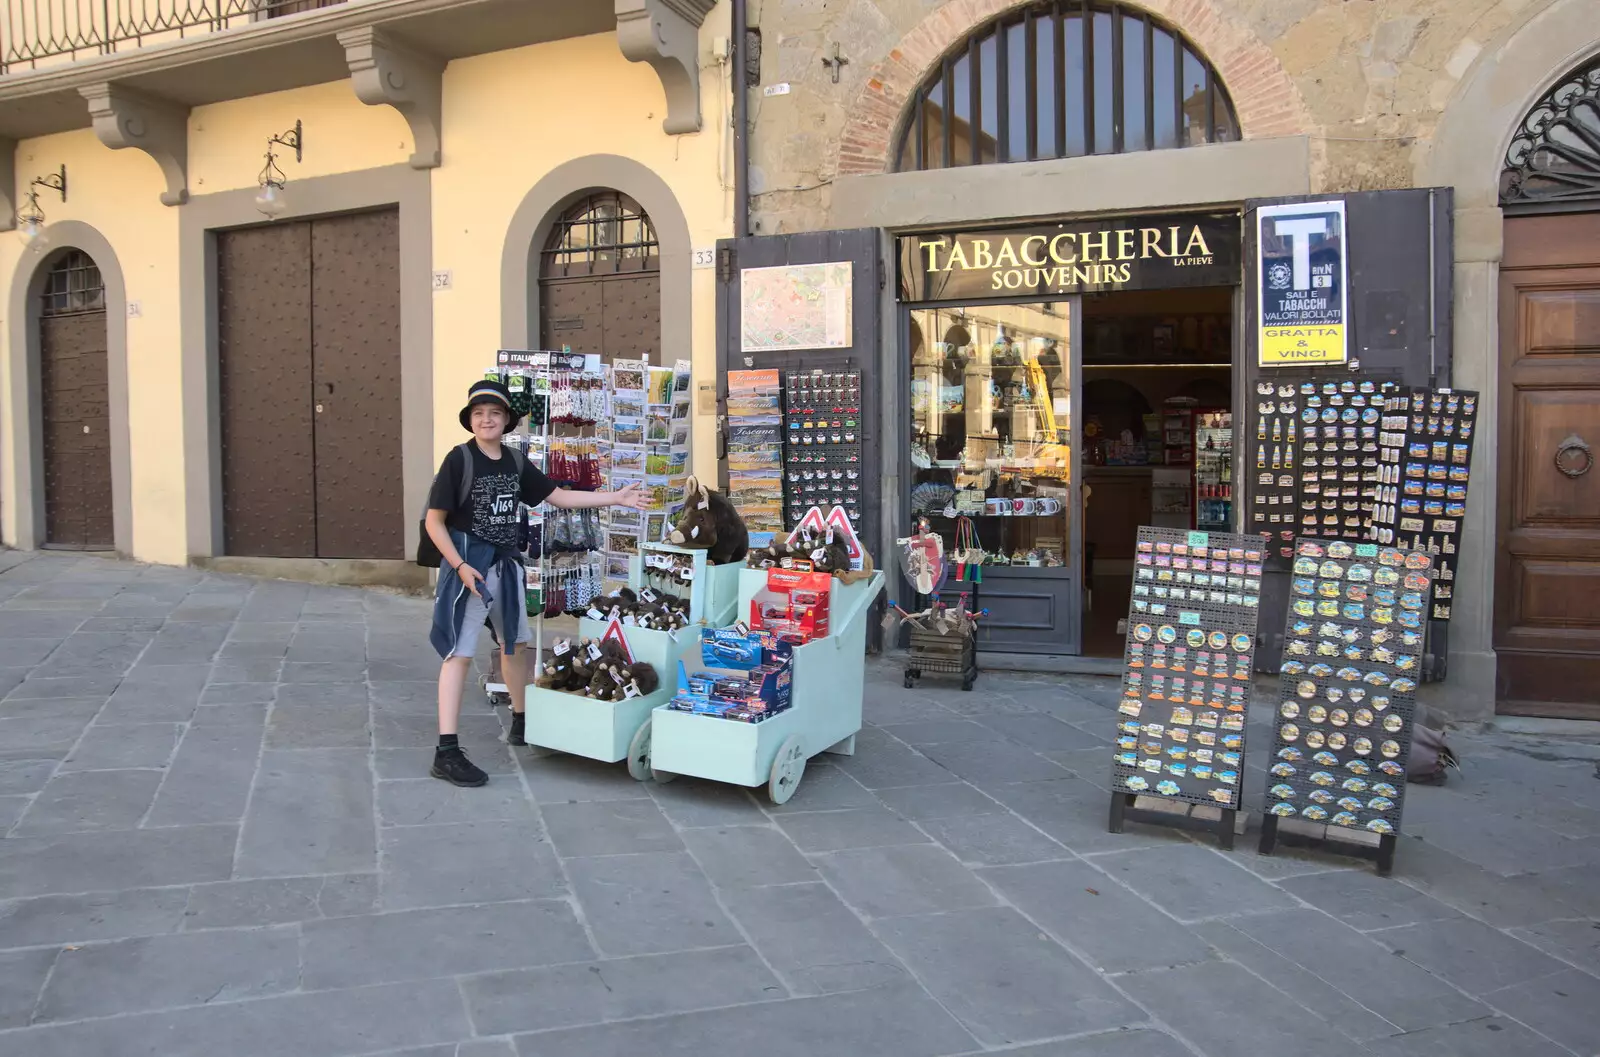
[[218, 222, 317, 558], [217, 210, 402, 559], [310, 210, 403, 559], [39, 307, 112, 549], [1495, 212, 1600, 718]]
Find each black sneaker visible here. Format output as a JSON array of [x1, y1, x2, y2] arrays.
[[431, 746, 488, 787]]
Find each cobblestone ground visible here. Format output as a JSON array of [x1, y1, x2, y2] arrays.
[[1, 550, 1598, 1057]]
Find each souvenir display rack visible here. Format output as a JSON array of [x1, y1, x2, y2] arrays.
[[1107, 526, 1266, 849], [784, 368, 865, 536], [649, 568, 884, 803], [1258, 536, 1435, 875], [726, 370, 785, 546], [1371, 387, 1477, 622]]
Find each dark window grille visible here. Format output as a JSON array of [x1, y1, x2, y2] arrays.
[[894, 0, 1238, 172], [540, 192, 660, 279], [1500, 56, 1600, 208], [1, 0, 347, 73], [39, 250, 105, 317]]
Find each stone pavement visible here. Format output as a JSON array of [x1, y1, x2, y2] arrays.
[[1, 550, 1598, 1057]]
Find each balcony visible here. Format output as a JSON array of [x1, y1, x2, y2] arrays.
[[2, 0, 355, 73], [0, 0, 718, 205]]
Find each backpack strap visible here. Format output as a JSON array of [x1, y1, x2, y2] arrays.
[[454, 442, 475, 510]]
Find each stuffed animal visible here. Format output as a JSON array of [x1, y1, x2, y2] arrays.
[[626, 661, 660, 696], [668, 476, 749, 566]]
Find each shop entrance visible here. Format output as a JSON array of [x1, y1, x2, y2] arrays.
[[1080, 286, 1235, 656]]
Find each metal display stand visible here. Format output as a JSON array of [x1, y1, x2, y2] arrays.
[[1106, 526, 1266, 849], [1257, 536, 1435, 875], [649, 569, 885, 804]]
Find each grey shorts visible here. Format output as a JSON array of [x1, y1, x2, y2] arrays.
[[450, 564, 532, 659]]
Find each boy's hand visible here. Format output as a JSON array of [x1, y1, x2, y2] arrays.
[[612, 482, 651, 510], [457, 563, 485, 597]]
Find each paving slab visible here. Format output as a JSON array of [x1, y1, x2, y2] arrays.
[[719, 881, 911, 996], [871, 906, 1144, 1046], [379, 820, 565, 910], [563, 851, 739, 957], [1086, 843, 1301, 922], [236, 749, 375, 878]]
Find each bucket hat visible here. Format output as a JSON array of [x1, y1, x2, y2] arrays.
[[458, 379, 521, 432]]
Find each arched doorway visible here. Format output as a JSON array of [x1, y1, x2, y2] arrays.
[[538, 191, 662, 363], [1493, 54, 1600, 718], [37, 249, 113, 550]]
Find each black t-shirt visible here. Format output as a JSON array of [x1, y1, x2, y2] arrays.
[[427, 442, 557, 551]]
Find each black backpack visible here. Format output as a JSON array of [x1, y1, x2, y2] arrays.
[[416, 442, 528, 567]]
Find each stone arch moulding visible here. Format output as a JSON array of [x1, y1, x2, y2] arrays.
[[3, 221, 133, 555], [500, 154, 692, 361], [836, 0, 1315, 176]]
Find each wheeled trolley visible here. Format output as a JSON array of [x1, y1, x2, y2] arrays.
[[649, 570, 885, 804], [904, 625, 977, 691]]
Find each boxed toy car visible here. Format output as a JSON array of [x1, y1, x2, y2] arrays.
[[749, 568, 832, 643], [666, 627, 794, 722]]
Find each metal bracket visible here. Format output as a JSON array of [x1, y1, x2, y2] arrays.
[[821, 43, 849, 84]]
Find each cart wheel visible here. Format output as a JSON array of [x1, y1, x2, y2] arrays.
[[961, 672, 975, 692], [626, 719, 654, 782], [903, 674, 914, 688], [489, 692, 511, 707], [768, 735, 806, 805], [526, 743, 557, 758]]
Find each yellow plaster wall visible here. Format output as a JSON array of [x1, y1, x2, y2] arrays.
[[0, 130, 183, 562], [431, 27, 732, 482], [2, 25, 732, 565]]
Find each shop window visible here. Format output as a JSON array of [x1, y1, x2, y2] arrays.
[[540, 192, 660, 278], [39, 250, 105, 318], [1500, 56, 1600, 208], [894, 1, 1238, 171], [908, 304, 1072, 567]]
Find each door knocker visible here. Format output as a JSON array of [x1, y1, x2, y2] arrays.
[[1555, 434, 1593, 479]]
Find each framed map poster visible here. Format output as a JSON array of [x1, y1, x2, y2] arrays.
[[740, 262, 853, 352]]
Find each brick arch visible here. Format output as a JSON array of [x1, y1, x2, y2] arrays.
[[837, 0, 1315, 176]]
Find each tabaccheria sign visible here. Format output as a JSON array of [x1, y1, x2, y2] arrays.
[[897, 213, 1241, 301]]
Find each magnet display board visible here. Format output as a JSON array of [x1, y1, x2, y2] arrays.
[[1111, 527, 1266, 813]]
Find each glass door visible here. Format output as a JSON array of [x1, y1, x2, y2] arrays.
[[906, 299, 1081, 654]]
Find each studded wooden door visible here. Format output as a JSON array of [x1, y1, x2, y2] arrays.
[[38, 258, 112, 550], [217, 209, 401, 559], [310, 210, 403, 559], [538, 191, 661, 363]]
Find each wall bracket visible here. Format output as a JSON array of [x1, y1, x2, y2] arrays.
[[615, 0, 717, 135], [339, 27, 444, 170], [80, 83, 191, 206]]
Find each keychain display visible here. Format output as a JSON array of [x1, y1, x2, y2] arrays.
[[1264, 537, 1433, 843], [1114, 527, 1264, 813], [1371, 387, 1477, 621], [784, 369, 864, 532]]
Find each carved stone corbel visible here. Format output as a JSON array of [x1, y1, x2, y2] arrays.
[[80, 84, 190, 206], [616, 0, 718, 135], [0, 137, 15, 232], [339, 27, 443, 170]]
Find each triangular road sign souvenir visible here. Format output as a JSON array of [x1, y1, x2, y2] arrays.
[[823, 506, 865, 569], [600, 617, 634, 663], [786, 506, 827, 544]]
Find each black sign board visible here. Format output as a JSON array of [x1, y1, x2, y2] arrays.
[[1108, 527, 1265, 847], [1259, 536, 1434, 874], [898, 212, 1241, 302]]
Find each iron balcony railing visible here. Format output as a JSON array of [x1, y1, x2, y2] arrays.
[[2, 0, 347, 73]]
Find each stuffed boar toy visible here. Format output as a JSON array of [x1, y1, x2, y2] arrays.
[[668, 476, 749, 566]]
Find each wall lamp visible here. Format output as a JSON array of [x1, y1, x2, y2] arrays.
[[255, 120, 303, 220], [15, 165, 67, 253]]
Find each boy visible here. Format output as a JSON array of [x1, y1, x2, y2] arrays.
[[425, 379, 648, 786]]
